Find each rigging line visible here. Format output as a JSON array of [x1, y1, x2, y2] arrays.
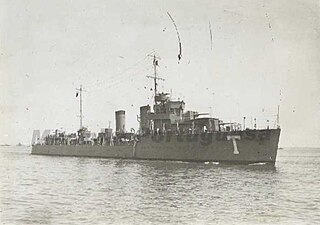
[[105, 57, 154, 85], [85, 55, 150, 91], [104, 64, 149, 88], [167, 12, 182, 62], [104, 55, 150, 83], [85, 50, 154, 89], [105, 72, 150, 90], [99, 72, 141, 89], [97, 69, 146, 90], [209, 22, 213, 50]]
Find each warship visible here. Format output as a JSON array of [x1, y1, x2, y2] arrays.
[[31, 55, 281, 164]]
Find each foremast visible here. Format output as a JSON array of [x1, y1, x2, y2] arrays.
[[146, 55, 165, 106]]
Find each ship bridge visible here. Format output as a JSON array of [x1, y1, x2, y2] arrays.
[[139, 92, 221, 135], [140, 93, 185, 134], [140, 55, 221, 135]]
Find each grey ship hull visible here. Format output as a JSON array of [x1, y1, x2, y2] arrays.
[[31, 129, 280, 164]]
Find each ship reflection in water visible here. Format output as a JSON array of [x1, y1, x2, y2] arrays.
[[1, 146, 320, 224]]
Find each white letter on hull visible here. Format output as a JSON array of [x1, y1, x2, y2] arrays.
[[227, 135, 241, 154]]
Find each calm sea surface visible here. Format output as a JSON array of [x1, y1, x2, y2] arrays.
[[0, 146, 319, 225]]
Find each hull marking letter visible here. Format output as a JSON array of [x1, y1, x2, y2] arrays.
[[227, 135, 241, 154]]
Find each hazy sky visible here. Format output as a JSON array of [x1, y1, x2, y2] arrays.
[[1, 0, 319, 147]]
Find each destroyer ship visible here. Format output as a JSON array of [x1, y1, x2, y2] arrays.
[[31, 55, 281, 164]]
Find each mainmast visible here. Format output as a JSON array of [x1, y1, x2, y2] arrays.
[[76, 85, 84, 129]]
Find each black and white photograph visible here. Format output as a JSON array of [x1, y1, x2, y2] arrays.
[[0, 0, 319, 224]]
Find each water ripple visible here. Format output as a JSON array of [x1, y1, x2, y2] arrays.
[[1, 147, 320, 224]]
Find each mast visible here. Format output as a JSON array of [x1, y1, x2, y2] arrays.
[[153, 55, 157, 104], [76, 85, 83, 129], [277, 89, 281, 129], [146, 54, 164, 105], [276, 104, 280, 128]]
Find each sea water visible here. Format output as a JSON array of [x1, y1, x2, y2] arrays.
[[0, 146, 319, 224]]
